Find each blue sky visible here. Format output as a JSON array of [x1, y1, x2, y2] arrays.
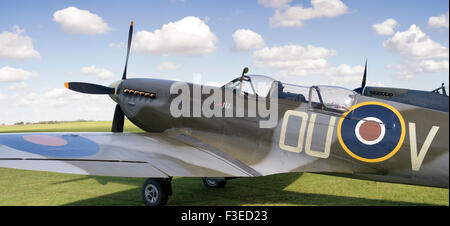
[[0, 0, 448, 124]]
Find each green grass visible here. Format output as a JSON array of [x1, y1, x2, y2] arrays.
[[0, 121, 448, 206]]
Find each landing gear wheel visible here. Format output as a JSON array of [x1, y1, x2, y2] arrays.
[[202, 177, 227, 188], [142, 178, 170, 206]]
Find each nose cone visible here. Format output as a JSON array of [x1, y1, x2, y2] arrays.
[[108, 80, 122, 103]]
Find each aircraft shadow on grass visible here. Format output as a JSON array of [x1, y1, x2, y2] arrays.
[[58, 173, 434, 206]]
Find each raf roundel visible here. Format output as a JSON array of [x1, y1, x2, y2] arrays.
[[354, 117, 386, 145], [337, 101, 406, 163], [0, 134, 99, 158]]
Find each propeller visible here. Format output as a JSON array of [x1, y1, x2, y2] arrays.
[[122, 21, 133, 80], [65, 21, 134, 133], [64, 82, 114, 95], [111, 21, 133, 132], [353, 60, 367, 94], [112, 104, 125, 133]]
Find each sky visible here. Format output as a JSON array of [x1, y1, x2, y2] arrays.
[[0, 0, 448, 124]]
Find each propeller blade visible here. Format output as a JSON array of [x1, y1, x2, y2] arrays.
[[112, 104, 125, 132], [353, 60, 367, 94], [361, 59, 367, 88], [122, 21, 134, 80], [66, 23, 132, 132], [64, 82, 114, 94]]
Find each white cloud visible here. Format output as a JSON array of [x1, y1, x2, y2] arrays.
[[394, 71, 415, 81], [53, 7, 111, 35], [372, 18, 399, 35], [156, 62, 181, 70], [258, 0, 292, 9], [108, 42, 124, 49], [251, 44, 369, 88], [366, 81, 385, 87], [7, 81, 31, 91], [383, 24, 449, 80], [428, 12, 449, 29], [253, 44, 336, 72], [133, 16, 217, 56], [81, 65, 114, 80], [0, 66, 38, 83], [0, 93, 6, 100], [416, 59, 449, 73], [383, 24, 448, 59], [268, 0, 348, 28], [5, 88, 115, 124], [280, 63, 364, 87], [14, 88, 83, 108], [324, 64, 364, 87], [232, 29, 266, 51], [0, 26, 40, 60]]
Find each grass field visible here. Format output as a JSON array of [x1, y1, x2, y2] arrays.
[[0, 121, 448, 206]]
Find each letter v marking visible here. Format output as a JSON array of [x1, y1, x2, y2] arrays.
[[409, 123, 440, 171]]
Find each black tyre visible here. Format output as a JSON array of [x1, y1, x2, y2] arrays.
[[202, 177, 227, 188], [142, 178, 169, 206]]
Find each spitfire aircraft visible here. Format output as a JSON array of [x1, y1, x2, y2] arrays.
[[0, 22, 448, 206]]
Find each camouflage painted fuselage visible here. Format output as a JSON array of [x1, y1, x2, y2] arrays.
[[116, 78, 449, 188]]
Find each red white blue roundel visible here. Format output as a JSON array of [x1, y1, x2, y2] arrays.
[[354, 117, 386, 145], [0, 134, 99, 158], [337, 101, 406, 163]]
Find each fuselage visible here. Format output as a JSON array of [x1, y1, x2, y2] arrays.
[[111, 77, 449, 188]]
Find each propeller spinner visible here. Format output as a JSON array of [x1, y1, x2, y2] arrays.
[[65, 21, 134, 133]]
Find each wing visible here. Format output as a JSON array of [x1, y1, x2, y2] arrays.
[[0, 132, 260, 178]]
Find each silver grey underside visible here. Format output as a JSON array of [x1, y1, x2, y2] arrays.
[[0, 132, 256, 178]]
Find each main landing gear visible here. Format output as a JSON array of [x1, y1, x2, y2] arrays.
[[142, 178, 172, 206], [142, 177, 228, 206]]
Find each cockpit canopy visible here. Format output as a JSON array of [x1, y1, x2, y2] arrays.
[[223, 74, 275, 97], [223, 74, 357, 113]]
